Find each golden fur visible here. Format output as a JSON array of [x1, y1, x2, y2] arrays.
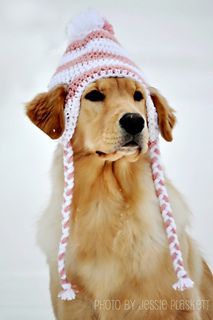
[[26, 78, 213, 319]]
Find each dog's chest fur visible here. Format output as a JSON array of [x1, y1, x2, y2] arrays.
[[67, 153, 180, 298], [38, 146, 189, 300]]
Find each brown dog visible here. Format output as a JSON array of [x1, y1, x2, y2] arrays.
[[26, 78, 213, 319]]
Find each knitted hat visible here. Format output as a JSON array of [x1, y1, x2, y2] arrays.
[[49, 9, 194, 301]]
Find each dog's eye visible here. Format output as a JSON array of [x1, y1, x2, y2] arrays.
[[134, 91, 143, 101], [85, 90, 105, 102]]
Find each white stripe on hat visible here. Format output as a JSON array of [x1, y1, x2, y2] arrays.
[[59, 38, 129, 67]]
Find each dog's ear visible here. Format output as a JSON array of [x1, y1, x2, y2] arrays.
[[149, 87, 176, 141], [26, 85, 66, 139]]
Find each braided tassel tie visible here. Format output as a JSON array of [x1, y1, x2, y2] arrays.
[[149, 140, 194, 291], [58, 142, 76, 301]]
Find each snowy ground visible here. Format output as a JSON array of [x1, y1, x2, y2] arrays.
[[0, 0, 212, 319]]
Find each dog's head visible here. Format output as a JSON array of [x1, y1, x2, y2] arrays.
[[26, 78, 176, 161]]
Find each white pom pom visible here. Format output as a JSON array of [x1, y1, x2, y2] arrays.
[[66, 9, 105, 41]]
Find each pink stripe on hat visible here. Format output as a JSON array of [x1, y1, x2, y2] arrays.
[[65, 29, 118, 54], [55, 51, 137, 75]]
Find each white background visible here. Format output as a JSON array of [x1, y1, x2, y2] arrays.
[[0, 0, 212, 319]]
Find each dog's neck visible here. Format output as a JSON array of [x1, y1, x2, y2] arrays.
[[72, 152, 154, 220], [67, 151, 164, 272]]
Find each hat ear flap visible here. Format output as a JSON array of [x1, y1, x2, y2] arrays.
[[149, 87, 176, 141], [26, 85, 66, 139]]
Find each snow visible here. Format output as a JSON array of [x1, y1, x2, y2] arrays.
[[0, 0, 212, 319]]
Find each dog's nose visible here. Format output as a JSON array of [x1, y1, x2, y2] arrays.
[[119, 113, 144, 135]]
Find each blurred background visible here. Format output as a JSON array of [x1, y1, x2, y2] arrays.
[[0, 0, 212, 319]]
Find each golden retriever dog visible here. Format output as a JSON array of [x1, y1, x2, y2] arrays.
[[26, 78, 213, 319]]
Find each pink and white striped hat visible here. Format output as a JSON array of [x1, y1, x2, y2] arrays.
[[49, 9, 194, 301]]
